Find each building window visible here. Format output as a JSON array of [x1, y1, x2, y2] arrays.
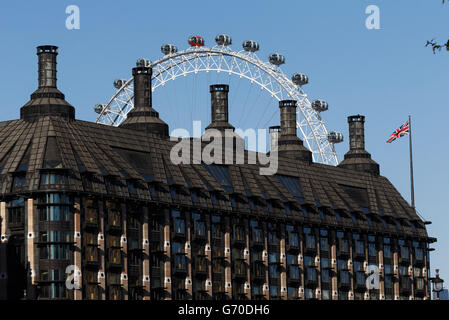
[[305, 288, 315, 300], [8, 197, 25, 224], [399, 265, 408, 276], [305, 235, 316, 250], [250, 220, 263, 244], [192, 212, 206, 239], [383, 244, 391, 259], [40, 172, 68, 185], [269, 264, 279, 279], [40, 206, 71, 222], [415, 247, 424, 261], [40, 244, 71, 260], [322, 289, 331, 300], [39, 193, 72, 222], [12, 173, 26, 190], [39, 282, 70, 299], [202, 164, 233, 193], [275, 174, 304, 204], [338, 291, 348, 300], [172, 210, 185, 235], [287, 287, 298, 300], [211, 215, 222, 240], [321, 269, 330, 283], [288, 264, 300, 280], [415, 278, 425, 291], [269, 285, 279, 300], [40, 231, 72, 243], [368, 242, 376, 257], [108, 248, 122, 264], [320, 237, 329, 252], [401, 246, 409, 259], [339, 270, 350, 285], [233, 224, 245, 242], [172, 242, 186, 271], [356, 272, 366, 286], [355, 240, 365, 256], [384, 264, 393, 275], [268, 229, 279, 245]]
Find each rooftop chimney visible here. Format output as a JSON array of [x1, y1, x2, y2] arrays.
[[205, 84, 234, 132], [38, 45, 58, 88], [120, 66, 168, 137], [133, 66, 152, 110], [21, 45, 75, 121], [277, 100, 312, 163], [338, 115, 379, 175], [269, 125, 281, 152]]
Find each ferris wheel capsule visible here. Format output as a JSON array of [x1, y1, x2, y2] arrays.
[[311, 99, 328, 112], [136, 58, 150, 68], [161, 44, 178, 55], [269, 53, 285, 66], [188, 36, 204, 47], [113, 79, 127, 89], [242, 40, 259, 52], [292, 73, 309, 86], [215, 34, 232, 46], [94, 104, 107, 114], [328, 131, 344, 143]]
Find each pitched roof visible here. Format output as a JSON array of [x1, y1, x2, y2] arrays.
[[0, 115, 429, 240]]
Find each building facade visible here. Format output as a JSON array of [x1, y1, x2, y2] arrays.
[[0, 46, 435, 300]]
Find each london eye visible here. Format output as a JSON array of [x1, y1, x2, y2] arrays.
[[95, 34, 343, 165]]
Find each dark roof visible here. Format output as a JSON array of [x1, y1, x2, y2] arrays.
[[1, 45, 430, 242], [0, 115, 429, 240]]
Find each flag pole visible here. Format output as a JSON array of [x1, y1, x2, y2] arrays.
[[409, 115, 415, 208]]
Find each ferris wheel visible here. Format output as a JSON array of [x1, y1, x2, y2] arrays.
[[94, 34, 343, 165]]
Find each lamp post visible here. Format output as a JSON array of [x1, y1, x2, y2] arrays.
[[431, 269, 444, 300]]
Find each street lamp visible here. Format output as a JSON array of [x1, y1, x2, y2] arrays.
[[431, 269, 444, 300]]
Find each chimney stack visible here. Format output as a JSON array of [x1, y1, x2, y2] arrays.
[[277, 100, 312, 163], [120, 66, 168, 137], [37, 46, 58, 88], [269, 126, 281, 152], [21, 45, 75, 121], [348, 115, 365, 151], [133, 66, 152, 110], [205, 84, 234, 132], [338, 115, 379, 175]]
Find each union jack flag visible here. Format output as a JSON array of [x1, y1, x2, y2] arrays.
[[386, 120, 410, 143]]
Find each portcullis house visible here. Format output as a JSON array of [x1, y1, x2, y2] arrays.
[[0, 46, 435, 300]]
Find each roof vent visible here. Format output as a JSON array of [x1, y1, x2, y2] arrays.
[[120, 66, 168, 136], [205, 84, 235, 132], [276, 100, 312, 163], [338, 115, 379, 175], [20, 45, 75, 121]]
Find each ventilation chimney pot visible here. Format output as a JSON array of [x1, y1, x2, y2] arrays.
[[37, 45, 58, 88], [348, 114, 365, 151], [269, 125, 281, 151], [132, 66, 152, 110], [277, 100, 312, 163], [338, 114, 379, 175], [206, 84, 234, 132], [20, 45, 75, 121], [279, 100, 297, 136], [120, 66, 168, 136]]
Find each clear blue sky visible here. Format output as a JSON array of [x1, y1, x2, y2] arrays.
[[0, 0, 448, 283]]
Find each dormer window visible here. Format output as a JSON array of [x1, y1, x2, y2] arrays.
[[12, 173, 26, 190], [127, 180, 137, 195], [40, 172, 68, 185]]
